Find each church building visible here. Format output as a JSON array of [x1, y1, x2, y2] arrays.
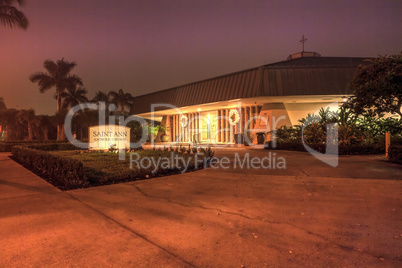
[[131, 51, 369, 144]]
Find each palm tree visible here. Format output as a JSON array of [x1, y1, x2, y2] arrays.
[[108, 89, 134, 117], [92, 90, 111, 124], [1, 108, 18, 141], [0, 97, 6, 110], [61, 85, 88, 139], [29, 58, 83, 141], [53, 109, 68, 140], [92, 90, 108, 104], [0, 98, 6, 136], [18, 108, 35, 140], [61, 85, 88, 111], [0, 0, 28, 30], [36, 115, 51, 140], [79, 109, 99, 139]]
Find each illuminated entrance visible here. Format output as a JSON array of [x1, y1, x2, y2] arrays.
[[200, 111, 218, 142]]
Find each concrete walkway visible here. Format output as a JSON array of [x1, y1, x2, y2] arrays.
[[0, 151, 401, 267], [0, 153, 191, 267]]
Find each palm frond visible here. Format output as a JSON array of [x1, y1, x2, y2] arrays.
[[0, 1, 25, 6], [43, 60, 58, 76], [56, 58, 78, 76], [65, 74, 83, 86], [92, 91, 108, 103], [108, 90, 119, 103], [0, 5, 28, 29], [29, 73, 55, 93]]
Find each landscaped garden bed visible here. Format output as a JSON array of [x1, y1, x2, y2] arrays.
[[12, 144, 214, 190], [264, 107, 402, 157]]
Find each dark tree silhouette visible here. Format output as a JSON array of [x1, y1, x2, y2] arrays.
[[0, 97, 6, 110], [348, 52, 402, 118], [0, 0, 28, 29], [61, 84, 88, 139], [18, 108, 35, 140], [108, 89, 134, 117], [29, 58, 83, 140]]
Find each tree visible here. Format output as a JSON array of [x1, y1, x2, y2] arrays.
[[0, 98, 7, 136], [108, 89, 134, 117], [92, 90, 111, 124], [35, 115, 51, 140], [29, 58, 83, 140], [76, 109, 99, 139], [92, 91, 108, 103], [348, 52, 402, 118], [61, 85, 88, 111], [0, 97, 6, 110], [0, 0, 28, 30], [1, 108, 18, 141], [18, 108, 35, 140], [61, 84, 88, 139]]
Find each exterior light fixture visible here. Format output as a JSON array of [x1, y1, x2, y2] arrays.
[[197, 108, 201, 112]]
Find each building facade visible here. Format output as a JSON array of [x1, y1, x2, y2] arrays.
[[131, 52, 369, 143]]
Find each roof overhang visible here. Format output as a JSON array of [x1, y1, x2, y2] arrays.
[[134, 94, 351, 121]]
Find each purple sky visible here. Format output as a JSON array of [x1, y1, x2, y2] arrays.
[[1, 0, 401, 115]]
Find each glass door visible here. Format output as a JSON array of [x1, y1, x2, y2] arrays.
[[200, 111, 217, 142]]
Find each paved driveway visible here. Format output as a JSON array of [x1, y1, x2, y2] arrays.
[[0, 150, 401, 267]]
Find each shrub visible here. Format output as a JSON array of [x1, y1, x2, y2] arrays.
[[265, 141, 385, 155], [27, 142, 81, 151], [388, 145, 402, 164], [11, 143, 215, 190], [266, 105, 401, 155], [338, 123, 363, 146], [0, 140, 50, 152], [0, 141, 80, 152], [12, 146, 87, 189]]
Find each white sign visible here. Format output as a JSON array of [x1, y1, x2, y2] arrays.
[[89, 125, 130, 150]]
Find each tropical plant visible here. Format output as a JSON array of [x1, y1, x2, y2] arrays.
[[317, 107, 336, 125], [53, 109, 68, 141], [335, 106, 356, 125], [1, 108, 18, 141], [337, 123, 362, 146], [61, 85, 88, 111], [0, 0, 28, 30], [298, 113, 320, 125], [36, 115, 51, 140], [302, 123, 326, 144], [60, 84, 88, 139], [18, 108, 35, 140], [92, 91, 108, 104], [108, 89, 134, 117], [269, 125, 301, 143], [91, 90, 111, 123], [72, 109, 99, 140], [0, 97, 6, 110], [29, 58, 83, 140]]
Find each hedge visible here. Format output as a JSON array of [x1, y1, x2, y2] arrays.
[[10, 143, 212, 190], [388, 145, 402, 165], [0, 140, 75, 152], [0, 141, 45, 152], [264, 141, 385, 155], [27, 143, 81, 151], [12, 146, 87, 189]]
